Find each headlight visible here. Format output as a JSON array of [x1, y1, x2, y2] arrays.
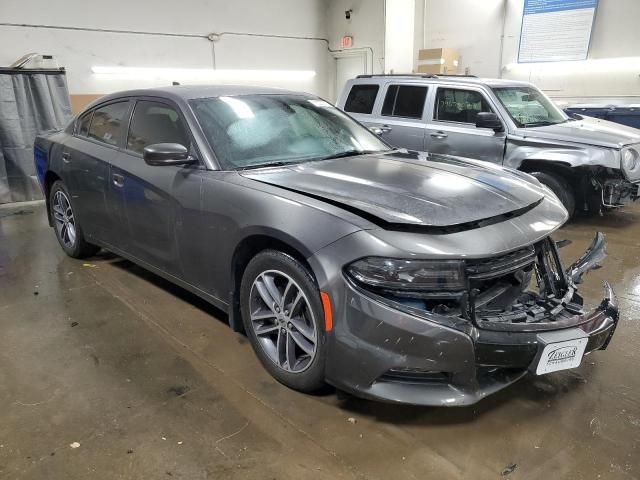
[[622, 147, 639, 173], [346, 257, 466, 291]]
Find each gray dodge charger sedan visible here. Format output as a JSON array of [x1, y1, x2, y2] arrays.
[[34, 85, 619, 406]]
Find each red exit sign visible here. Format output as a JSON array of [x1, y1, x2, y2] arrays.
[[340, 36, 353, 48]]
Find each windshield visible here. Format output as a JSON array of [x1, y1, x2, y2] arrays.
[[492, 86, 567, 128], [190, 94, 391, 170]]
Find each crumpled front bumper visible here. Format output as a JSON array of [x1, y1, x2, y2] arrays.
[[322, 234, 619, 407], [325, 281, 618, 407]]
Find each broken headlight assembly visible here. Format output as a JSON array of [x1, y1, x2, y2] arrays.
[[621, 146, 640, 180], [346, 258, 466, 294], [345, 233, 609, 330]]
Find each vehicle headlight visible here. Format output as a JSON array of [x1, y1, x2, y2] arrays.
[[622, 147, 639, 173], [346, 257, 466, 291]]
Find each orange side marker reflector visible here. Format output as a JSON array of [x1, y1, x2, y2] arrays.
[[320, 291, 333, 332]]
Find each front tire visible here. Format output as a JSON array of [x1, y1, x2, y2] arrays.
[[240, 250, 326, 392], [530, 171, 576, 217], [49, 180, 100, 258]]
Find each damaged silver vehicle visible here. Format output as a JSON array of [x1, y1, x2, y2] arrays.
[[35, 86, 619, 406], [338, 75, 640, 217]]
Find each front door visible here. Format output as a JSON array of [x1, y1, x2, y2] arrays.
[[424, 86, 506, 163], [111, 98, 202, 278]]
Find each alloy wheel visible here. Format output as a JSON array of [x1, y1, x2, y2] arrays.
[[248, 270, 318, 373], [52, 190, 77, 248]]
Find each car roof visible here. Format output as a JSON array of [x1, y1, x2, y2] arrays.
[[84, 84, 310, 111], [351, 75, 534, 88]]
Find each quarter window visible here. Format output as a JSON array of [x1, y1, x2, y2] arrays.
[[127, 101, 190, 155], [88, 102, 129, 146], [77, 111, 92, 137], [381, 85, 428, 119], [344, 84, 379, 114], [435, 88, 493, 124]]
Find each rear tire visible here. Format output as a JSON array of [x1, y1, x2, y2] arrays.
[[530, 171, 576, 217], [240, 250, 326, 393], [49, 180, 100, 258]]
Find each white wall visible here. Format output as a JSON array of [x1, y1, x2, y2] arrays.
[[421, 0, 505, 77], [419, 0, 640, 104], [0, 0, 330, 97], [385, 0, 415, 74], [326, 0, 385, 98]]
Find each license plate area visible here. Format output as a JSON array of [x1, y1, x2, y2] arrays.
[[533, 328, 589, 375]]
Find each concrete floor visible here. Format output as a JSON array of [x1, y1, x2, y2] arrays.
[[0, 201, 639, 480]]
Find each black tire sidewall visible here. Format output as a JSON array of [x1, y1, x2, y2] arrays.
[[240, 250, 327, 392], [531, 171, 576, 217]]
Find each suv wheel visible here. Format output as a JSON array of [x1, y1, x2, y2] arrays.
[[50, 180, 100, 258], [240, 250, 326, 392], [530, 171, 576, 217]]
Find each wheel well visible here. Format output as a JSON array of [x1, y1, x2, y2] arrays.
[[43, 171, 61, 226], [519, 160, 575, 181], [228, 235, 312, 332]]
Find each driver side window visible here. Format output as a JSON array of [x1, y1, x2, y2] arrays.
[[435, 88, 493, 124], [126, 100, 190, 155]]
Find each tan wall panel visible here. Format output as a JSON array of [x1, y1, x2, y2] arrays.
[[70, 94, 105, 113]]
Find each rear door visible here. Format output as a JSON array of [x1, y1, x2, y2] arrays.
[[110, 97, 202, 278], [62, 100, 131, 245], [424, 85, 506, 163]]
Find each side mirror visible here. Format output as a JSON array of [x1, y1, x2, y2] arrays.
[[369, 126, 384, 136], [143, 143, 195, 166], [476, 112, 504, 132]]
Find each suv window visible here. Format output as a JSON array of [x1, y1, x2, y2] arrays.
[[435, 88, 493, 124], [344, 84, 379, 114], [127, 100, 190, 155], [77, 111, 93, 137], [381, 85, 428, 119], [88, 102, 129, 146]]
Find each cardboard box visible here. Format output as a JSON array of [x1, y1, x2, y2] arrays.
[[417, 48, 459, 75]]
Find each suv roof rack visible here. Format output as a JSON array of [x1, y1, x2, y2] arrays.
[[355, 74, 478, 79]]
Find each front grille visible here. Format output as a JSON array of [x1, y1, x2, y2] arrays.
[[465, 246, 536, 280]]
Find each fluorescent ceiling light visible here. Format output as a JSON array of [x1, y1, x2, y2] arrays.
[[505, 57, 640, 73], [91, 66, 316, 81]]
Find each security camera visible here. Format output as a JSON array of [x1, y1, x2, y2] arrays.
[[345, 9, 353, 20]]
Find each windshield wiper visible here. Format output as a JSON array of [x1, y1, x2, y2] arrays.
[[319, 149, 389, 161], [523, 120, 561, 127], [237, 161, 300, 171]]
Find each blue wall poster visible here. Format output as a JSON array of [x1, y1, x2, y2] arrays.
[[518, 0, 599, 63]]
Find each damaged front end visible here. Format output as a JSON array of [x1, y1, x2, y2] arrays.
[[346, 231, 618, 344], [340, 232, 619, 405]]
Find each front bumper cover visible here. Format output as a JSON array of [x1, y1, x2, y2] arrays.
[[323, 234, 619, 407]]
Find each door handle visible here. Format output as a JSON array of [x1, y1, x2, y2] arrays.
[[430, 131, 448, 139], [61, 151, 71, 163], [112, 173, 124, 188], [380, 125, 393, 133]]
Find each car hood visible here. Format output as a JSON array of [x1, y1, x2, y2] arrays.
[[514, 116, 640, 149], [240, 152, 551, 229]]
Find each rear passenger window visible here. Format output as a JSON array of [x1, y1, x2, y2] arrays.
[[126, 101, 190, 155], [435, 88, 493, 124], [381, 85, 428, 119], [88, 102, 129, 146], [77, 111, 92, 137], [344, 84, 379, 114]]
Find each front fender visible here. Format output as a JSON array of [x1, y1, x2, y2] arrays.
[[504, 137, 620, 171]]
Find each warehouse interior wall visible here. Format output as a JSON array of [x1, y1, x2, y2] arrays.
[[326, 0, 385, 100], [419, 0, 640, 104], [0, 0, 331, 110]]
